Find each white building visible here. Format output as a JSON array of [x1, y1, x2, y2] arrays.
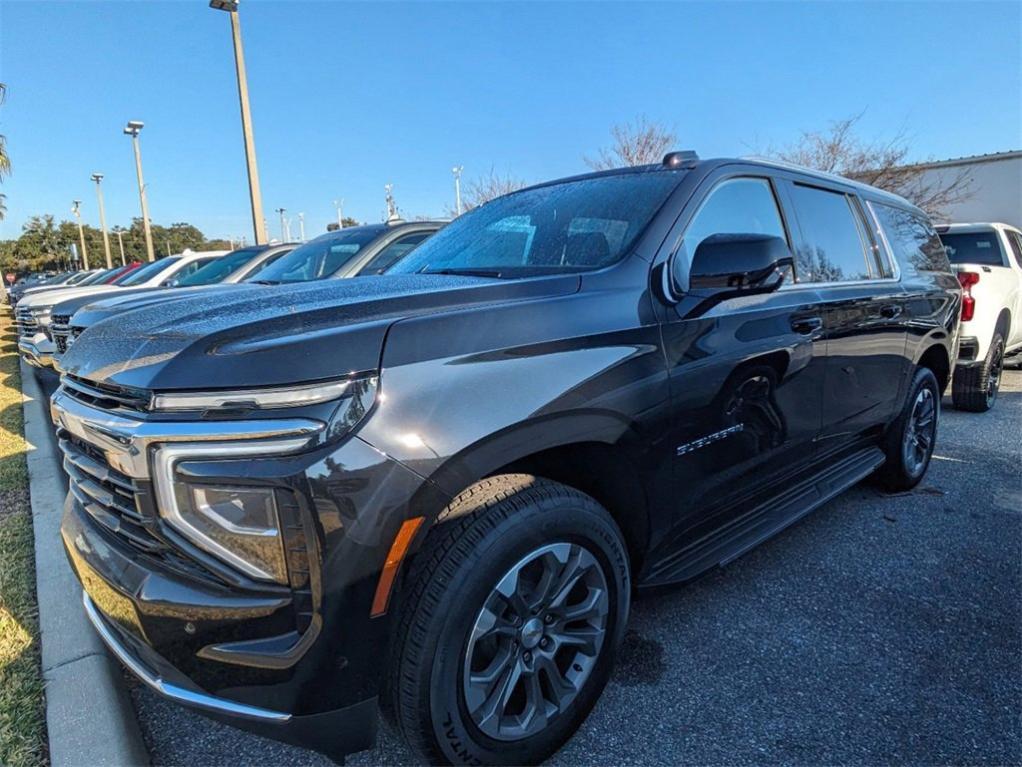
[[908, 150, 1021, 228]]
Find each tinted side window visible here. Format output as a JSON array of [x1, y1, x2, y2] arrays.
[[1006, 231, 1022, 269], [673, 177, 789, 288], [362, 231, 432, 275], [680, 177, 787, 261], [874, 204, 952, 274], [790, 184, 873, 282]]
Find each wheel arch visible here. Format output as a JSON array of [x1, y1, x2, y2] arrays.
[[405, 410, 653, 575], [995, 308, 1011, 339], [917, 343, 951, 393]]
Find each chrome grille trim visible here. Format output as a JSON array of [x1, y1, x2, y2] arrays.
[[50, 384, 324, 480]]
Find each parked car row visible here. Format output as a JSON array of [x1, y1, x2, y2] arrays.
[[12, 219, 444, 371], [8, 153, 993, 764]]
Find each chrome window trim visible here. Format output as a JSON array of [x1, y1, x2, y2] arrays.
[[864, 200, 904, 281], [82, 593, 292, 723]]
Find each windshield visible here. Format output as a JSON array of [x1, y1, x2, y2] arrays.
[[176, 247, 265, 286], [79, 269, 113, 285], [249, 227, 386, 284], [115, 257, 181, 286], [939, 232, 1005, 267], [390, 172, 681, 277]]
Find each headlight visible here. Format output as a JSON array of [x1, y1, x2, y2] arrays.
[[151, 375, 375, 412], [152, 438, 310, 583]]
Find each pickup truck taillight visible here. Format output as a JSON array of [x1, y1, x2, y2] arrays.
[[958, 271, 980, 322]]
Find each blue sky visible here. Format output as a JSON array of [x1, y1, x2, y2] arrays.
[[1, 1, 1019, 242]]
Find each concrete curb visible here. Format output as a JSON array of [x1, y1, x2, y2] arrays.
[[21, 360, 150, 767]]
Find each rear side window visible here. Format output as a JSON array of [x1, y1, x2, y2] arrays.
[[362, 231, 433, 275], [1007, 231, 1022, 269], [938, 231, 1004, 267], [873, 204, 952, 273], [790, 184, 874, 283]]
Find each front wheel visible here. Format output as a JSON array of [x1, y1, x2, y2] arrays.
[[387, 475, 630, 766], [877, 367, 940, 491]]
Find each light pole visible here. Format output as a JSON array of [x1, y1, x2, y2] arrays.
[[115, 229, 127, 265], [275, 207, 286, 242], [90, 173, 113, 268], [209, 0, 267, 245], [71, 200, 90, 270], [452, 165, 464, 216], [333, 198, 344, 227], [385, 184, 399, 222], [297, 212, 305, 242], [123, 120, 156, 262]]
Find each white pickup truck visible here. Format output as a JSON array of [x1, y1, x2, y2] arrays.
[[938, 222, 1022, 411]]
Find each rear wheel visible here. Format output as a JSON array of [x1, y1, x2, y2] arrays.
[[952, 330, 1004, 412], [877, 367, 939, 491], [387, 474, 630, 765]]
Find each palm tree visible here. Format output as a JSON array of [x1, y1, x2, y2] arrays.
[[0, 82, 10, 220]]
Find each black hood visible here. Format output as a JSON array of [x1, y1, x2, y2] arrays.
[[66, 284, 249, 326], [53, 284, 241, 320], [61, 274, 578, 391]]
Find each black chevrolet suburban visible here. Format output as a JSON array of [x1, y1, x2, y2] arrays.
[[53, 154, 960, 765]]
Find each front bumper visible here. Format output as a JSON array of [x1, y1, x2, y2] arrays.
[[53, 382, 439, 759], [18, 334, 55, 368]]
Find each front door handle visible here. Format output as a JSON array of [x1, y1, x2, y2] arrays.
[[880, 304, 903, 319], [791, 316, 823, 335]]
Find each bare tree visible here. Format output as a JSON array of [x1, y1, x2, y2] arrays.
[[771, 113, 973, 220], [447, 167, 527, 216], [584, 117, 678, 170]]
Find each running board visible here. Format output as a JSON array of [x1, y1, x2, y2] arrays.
[[641, 446, 886, 588]]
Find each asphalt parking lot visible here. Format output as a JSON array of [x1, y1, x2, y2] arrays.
[[37, 369, 1022, 766]]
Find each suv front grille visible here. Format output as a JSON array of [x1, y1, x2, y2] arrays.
[[15, 307, 38, 338], [51, 314, 73, 354], [62, 375, 151, 413], [58, 429, 164, 553]]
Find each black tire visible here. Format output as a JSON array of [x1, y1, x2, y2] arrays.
[[386, 474, 630, 766], [952, 330, 1005, 412], [877, 367, 940, 491]]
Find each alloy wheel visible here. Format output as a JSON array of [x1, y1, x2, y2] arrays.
[[903, 386, 936, 476], [462, 542, 609, 742]]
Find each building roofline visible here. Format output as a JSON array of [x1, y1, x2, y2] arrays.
[[897, 150, 1022, 171]]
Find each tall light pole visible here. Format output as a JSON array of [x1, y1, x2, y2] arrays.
[[90, 173, 113, 268], [333, 198, 344, 227], [115, 229, 127, 265], [71, 200, 90, 270], [275, 207, 286, 242], [123, 120, 156, 262], [297, 212, 305, 242], [452, 165, 464, 216], [210, 0, 267, 245]]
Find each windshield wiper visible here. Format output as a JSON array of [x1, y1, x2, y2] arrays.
[[250, 279, 280, 285], [422, 267, 506, 278]]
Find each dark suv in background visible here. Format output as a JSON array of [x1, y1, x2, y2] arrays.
[[53, 154, 959, 764]]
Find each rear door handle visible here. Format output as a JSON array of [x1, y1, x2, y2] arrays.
[[880, 304, 903, 319], [791, 316, 823, 334]]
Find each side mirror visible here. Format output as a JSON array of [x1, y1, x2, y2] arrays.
[[689, 234, 794, 297]]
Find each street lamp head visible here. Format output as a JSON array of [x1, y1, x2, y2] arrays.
[[209, 0, 239, 11], [124, 120, 144, 136], [91, 173, 104, 183]]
